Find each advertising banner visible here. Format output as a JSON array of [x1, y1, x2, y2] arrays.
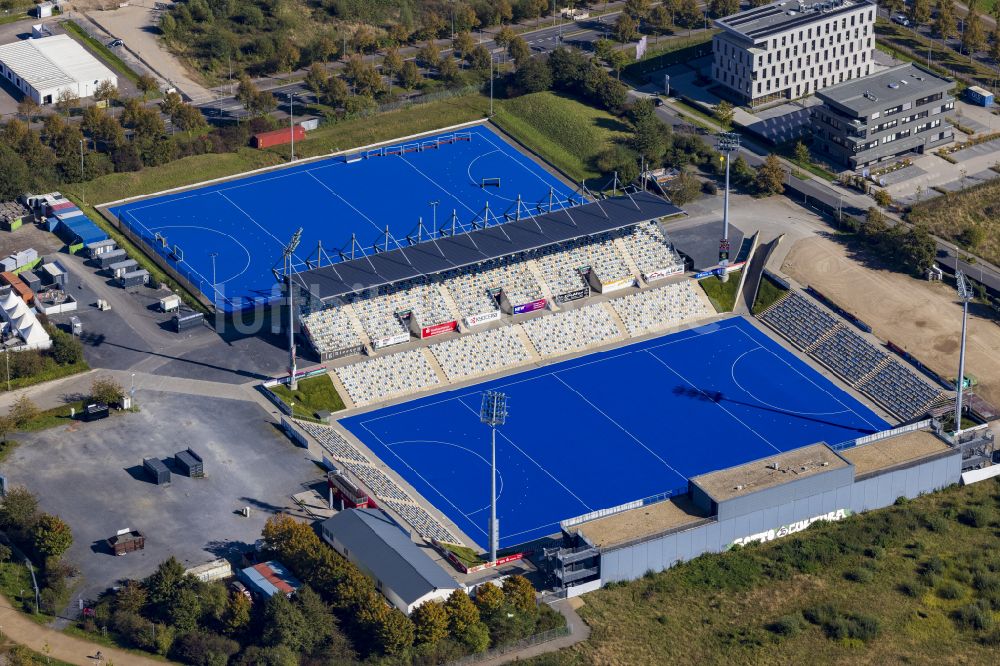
[[326, 345, 364, 360], [465, 310, 501, 327], [373, 332, 410, 349], [421, 320, 457, 338], [555, 288, 589, 304], [729, 509, 851, 549], [512, 298, 547, 315], [644, 265, 684, 282], [600, 276, 636, 294]]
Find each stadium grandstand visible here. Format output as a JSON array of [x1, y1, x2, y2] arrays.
[[757, 290, 950, 421], [298, 191, 687, 362]]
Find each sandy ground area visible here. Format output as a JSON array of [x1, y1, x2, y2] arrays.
[[782, 235, 1000, 407]]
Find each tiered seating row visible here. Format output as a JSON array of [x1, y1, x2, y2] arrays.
[[335, 349, 438, 405], [521, 303, 622, 357], [758, 292, 839, 350], [611, 281, 712, 336], [298, 422, 459, 544], [431, 326, 531, 382], [858, 360, 946, 421], [620, 222, 684, 277], [301, 304, 362, 354]]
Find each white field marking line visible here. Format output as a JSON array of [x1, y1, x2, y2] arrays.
[[304, 171, 385, 237], [732, 324, 886, 431], [357, 323, 735, 424], [456, 397, 594, 513], [466, 148, 521, 205], [476, 127, 574, 193], [397, 154, 480, 217], [644, 350, 783, 455], [386, 439, 505, 514], [148, 224, 252, 285], [359, 423, 489, 538], [549, 373, 687, 482], [730, 347, 852, 417], [116, 190, 206, 213], [215, 191, 310, 266]]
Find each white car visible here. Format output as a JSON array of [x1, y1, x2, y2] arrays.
[[891, 14, 911, 27]]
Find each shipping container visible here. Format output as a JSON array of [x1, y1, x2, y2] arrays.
[[0, 258, 16, 273], [12, 248, 37, 268], [45, 200, 73, 217], [86, 239, 117, 257], [299, 118, 319, 131], [109, 259, 138, 278], [120, 269, 149, 289], [965, 86, 994, 107], [252, 126, 305, 149], [175, 448, 204, 477], [107, 529, 145, 556], [98, 249, 128, 268], [40, 261, 66, 287], [19, 270, 40, 292], [159, 294, 181, 312], [0, 272, 32, 304], [143, 457, 171, 485], [174, 312, 204, 332]]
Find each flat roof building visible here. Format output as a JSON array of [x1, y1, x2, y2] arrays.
[[811, 63, 954, 169], [320, 508, 460, 614], [713, 0, 876, 107], [0, 34, 118, 105]]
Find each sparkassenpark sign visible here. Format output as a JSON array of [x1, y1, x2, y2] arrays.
[[728, 509, 852, 549]]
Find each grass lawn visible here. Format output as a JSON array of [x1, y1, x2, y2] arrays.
[[440, 542, 485, 568], [698, 270, 742, 313], [530, 479, 1000, 664], [63, 21, 145, 87], [492, 91, 630, 182], [907, 178, 1000, 267], [0, 563, 50, 622], [269, 374, 345, 420], [875, 20, 996, 88], [751, 274, 789, 315], [2, 360, 89, 393], [0, 12, 28, 26]]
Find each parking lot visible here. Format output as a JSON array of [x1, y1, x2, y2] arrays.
[[2, 389, 325, 602]]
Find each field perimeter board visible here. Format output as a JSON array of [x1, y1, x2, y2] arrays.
[[341, 317, 889, 549], [109, 125, 575, 310]]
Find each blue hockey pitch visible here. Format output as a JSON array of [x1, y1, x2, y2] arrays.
[[109, 125, 575, 311], [341, 317, 889, 549]]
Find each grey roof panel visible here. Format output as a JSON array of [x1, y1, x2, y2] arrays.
[[815, 63, 953, 115]]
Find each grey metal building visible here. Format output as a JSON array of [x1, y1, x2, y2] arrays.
[[713, 0, 876, 107], [546, 429, 966, 590], [811, 63, 955, 169]]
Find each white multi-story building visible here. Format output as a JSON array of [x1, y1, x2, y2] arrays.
[[712, 0, 876, 107]]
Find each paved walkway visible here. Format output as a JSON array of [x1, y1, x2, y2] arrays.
[[0, 593, 171, 666], [474, 599, 591, 666]]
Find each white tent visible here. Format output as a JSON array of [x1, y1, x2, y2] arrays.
[[0, 289, 51, 350]]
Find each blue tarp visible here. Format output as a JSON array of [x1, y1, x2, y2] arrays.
[[56, 217, 107, 245]]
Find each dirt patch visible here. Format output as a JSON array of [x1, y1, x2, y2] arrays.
[[782, 235, 1000, 407]]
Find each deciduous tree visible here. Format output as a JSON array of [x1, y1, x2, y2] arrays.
[[31, 513, 73, 560], [755, 153, 786, 195]]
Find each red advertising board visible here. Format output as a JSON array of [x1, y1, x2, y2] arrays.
[[421, 320, 457, 338]]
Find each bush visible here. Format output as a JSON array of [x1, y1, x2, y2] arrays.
[[49, 327, 84, 365], [804, 604, 880, 641], [170, 631, 240, 665], [844, 568, 874, 583], [958, 506, 993, 528], [90, 376, 125, 406], [899, 580, 926, 598], [955, 601, 994, 631], [702, 180, 718, 195], [937, 581, 963, 600], [767, 612, 806, 637]]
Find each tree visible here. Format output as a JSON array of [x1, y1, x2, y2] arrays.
[[502, 575, 537, 614], [910, 0, 931, 25], [383, 48, 404, 91], [454, 31, 476, 59], [173, 103, 206, 135], [863, 206, 888, 238], [0, 144, 30, 201], [649, 5, 674, 34], [55, 88, 78, 116], [709, 0, 739, 18], [222, 590, 251, 635], [445, 590, 490, 653], [508, 36, 531, 67], [439, 55, 461, 84], [17, 97, 39, 123], [8, 396, 39, 428], [632, 115, 669, 163], [677, 0, 703, 28], [94, 80, 119, 107], [375, 608, 415, 655], [755, 153, 786, 195], [236, 75, 259, 112], [514, 56, 552, 93], [170, 632, 240, 666], [322, 76, 349, 108], [262, 593, 309, 652], [597, 144, 640, 183], [714, 100, 735, 127], [794, 140, 811, 165], [873, 189, 893, 209], [494, 0, 514, 25], [963, 8, 985, 55], [305, 63, 328, 97], [400, 60, 422, 89], [991, 26, 1000, 63], [625, 0, 653, 20], [614, 13, 640, 42], [31, 513, 73, 560], [667, 169, 703, 204], [115, 580, 148, 614], [418, 41, 441, 68], [412, 600, 449, 646], [474, 582, 505, 620], [136, 74, 158, 100], [91, 376, 124, 406], [166, 587, 202, 634], [145, 556, 187, 609], [0, 485, 38, 531], [50, 329, 83, 365], [934, 0, 957, 40]]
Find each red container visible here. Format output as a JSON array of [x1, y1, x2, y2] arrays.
[[252, 126, 306, 149]]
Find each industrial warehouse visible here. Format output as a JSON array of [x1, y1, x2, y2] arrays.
[[0, 33, 117, 105]]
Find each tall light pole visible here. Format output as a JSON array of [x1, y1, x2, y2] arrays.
[[288, 92, 296, 162], [429, 200, 440, 235], [489, 54, 495, 116], [79, 139, 85, 205], [954, 271, 973, 434], [209, 251, 218, 309], [717, 132, 740, 283], [480, 390, 508, 564], [283, 228, 303, 390]]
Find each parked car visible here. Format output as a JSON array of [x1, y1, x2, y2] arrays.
[[109, 39, 124, 48], [891, 14, 911, 27]]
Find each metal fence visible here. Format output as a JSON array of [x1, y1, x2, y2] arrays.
[[448, 626, 571, 666], [833, 419, 934, 451]]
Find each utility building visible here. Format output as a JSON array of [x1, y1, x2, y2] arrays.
[[0, 34, 117, 105], [713, 0, 876, 107], [812, 63, 954, 169]]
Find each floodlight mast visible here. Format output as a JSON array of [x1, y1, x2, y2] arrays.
[[717, 132, 740, 283], [954, 271, 973, 434], [284, 228, 303, 390], [480, 390, 508, 564]]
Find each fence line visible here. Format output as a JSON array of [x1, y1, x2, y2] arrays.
[[833, 419, 933, 450], [447, 626, 571, 666], [561, 490, 678, 530]]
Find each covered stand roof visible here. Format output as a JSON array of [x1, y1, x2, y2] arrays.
[[296, 191, 684, 301]]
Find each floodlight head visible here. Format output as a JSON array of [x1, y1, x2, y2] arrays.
[[480, 390, 508, 427], [284, 227, 303, 258], [956, 270, 973, 302], [717, 132, 741, 153]]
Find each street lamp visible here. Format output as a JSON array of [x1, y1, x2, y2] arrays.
[[288, 92, 296, 161], [716, 132, 741, 282], [953, 271, 973, 434], [283, 228, 303, 390], [79, 139, 85, 205], [480, 390, 508, 564], [209, 252, 218, 309]]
